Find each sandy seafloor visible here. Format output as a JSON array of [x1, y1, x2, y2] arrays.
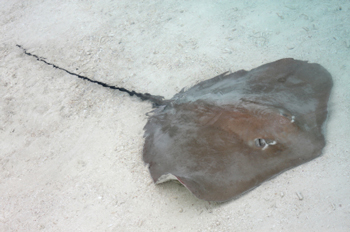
[[1, 0, 349, 231]]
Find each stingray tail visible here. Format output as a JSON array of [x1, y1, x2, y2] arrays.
[[16, 44, 166, 108]]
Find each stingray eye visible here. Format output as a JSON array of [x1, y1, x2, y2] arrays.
[[255, 138, 266, 148], [280, 112, 295, 123]]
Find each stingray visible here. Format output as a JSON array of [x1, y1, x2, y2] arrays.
[[143, 58, 333, 201], [17, 45, 333, 202]]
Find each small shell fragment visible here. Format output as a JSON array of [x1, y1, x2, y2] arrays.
[[296, 192, 303, 200]]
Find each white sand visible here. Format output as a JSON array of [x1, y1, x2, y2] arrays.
[[1, 1, 349, 231]]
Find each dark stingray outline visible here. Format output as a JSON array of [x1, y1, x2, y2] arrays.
[[143, 58, 333, 201], [16, 45, 333, 202]]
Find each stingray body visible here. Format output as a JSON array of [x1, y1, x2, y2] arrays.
[[143, 58, 333, 202]]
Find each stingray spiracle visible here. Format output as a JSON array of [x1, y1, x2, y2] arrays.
[[255, 138, 277, 150]]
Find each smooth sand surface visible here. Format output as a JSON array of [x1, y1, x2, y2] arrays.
[[1, 1, 349, 231]]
